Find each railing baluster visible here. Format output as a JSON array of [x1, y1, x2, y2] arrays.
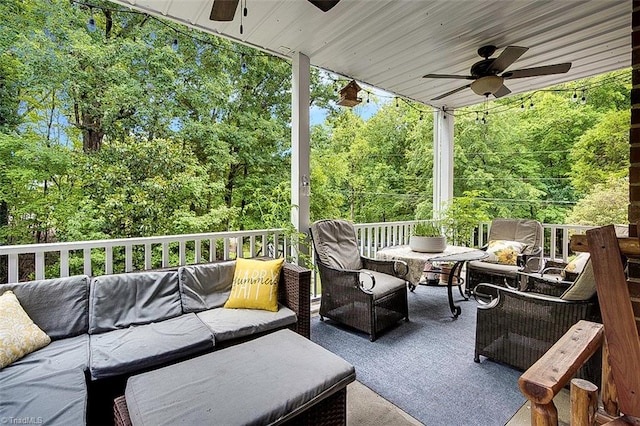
[[105, 246, 113, 274], [179, 241, 186, 266], [60, 250, 69, 278], [249, 235, 256, 257], [83, 249, 92, 277], [8, 253, 18, 283], [144, 243, 152, 270], [194, 240, 201, 264], [223, 239, 230, 260], [35, 252, 45, 280], [125, 245, 133, 272], [162, 242, 169, 267], [236, 236, 243, 259]]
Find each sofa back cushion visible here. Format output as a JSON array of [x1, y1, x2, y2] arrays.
[[178, 261, 236, 313], [0, 275, 90, 339], [89, 271, 182, 334], [488, 218, 543, 255], [311, 219, 362, 270]]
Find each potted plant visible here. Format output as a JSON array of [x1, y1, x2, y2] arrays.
[[409, 221, 447, 253]]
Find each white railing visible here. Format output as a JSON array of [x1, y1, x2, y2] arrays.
[[0, 221, 612, 296], [0, 229, 288, 283]]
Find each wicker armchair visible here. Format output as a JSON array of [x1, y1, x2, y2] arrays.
[[310, 219, 409, 341], [466, 218, 544, 295], [474, 259, 600, 382]]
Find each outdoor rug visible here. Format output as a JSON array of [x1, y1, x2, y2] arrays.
[[311, 285, 525, 426]]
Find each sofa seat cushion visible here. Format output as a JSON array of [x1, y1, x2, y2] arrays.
[[362, 270, 407, 300], [0, 367, 87, 425], [196, 304, 297, 343], [89, 313, 213, 380], [5, 334, 89, 374], [468, 260, 519, 277]]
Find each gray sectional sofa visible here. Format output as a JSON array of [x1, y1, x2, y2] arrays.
[[0, 260, 310, 425]]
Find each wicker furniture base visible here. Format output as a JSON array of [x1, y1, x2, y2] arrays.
[[114, 388, 347, 426]]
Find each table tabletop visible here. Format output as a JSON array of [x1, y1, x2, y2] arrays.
[[376, 245, 487, 285]]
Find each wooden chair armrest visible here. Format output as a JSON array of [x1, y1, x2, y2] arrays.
[[519, 320, 603, 405]]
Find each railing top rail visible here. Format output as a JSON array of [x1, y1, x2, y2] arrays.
[[0, 228, 286, 255]]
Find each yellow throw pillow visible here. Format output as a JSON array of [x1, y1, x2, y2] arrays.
[[485, 240, 527, 266], [0, 290, 51, 369], [224, 258, 285, 312]]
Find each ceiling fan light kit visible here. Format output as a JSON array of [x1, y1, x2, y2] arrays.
[[423, 45, 572, 101], [470, 75, 503, 96]]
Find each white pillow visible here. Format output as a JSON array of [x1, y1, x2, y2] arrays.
[[484, 240, 527, 265]]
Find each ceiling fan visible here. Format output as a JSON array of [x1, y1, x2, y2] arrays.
[[423, 45, 571, 101], [210, 0, 341, 21]]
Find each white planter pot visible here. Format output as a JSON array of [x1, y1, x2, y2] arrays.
[[409, 235, 446, 253]]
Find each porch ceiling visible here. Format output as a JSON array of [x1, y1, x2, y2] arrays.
[[110, 0, 630, 109]]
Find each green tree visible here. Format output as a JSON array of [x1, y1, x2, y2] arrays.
[[565, 177, 628, 226], [569, 109, 629, 194]]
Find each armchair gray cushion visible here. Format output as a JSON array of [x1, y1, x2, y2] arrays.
[[311, 219, 363, 270], [361, 270, 408, 299], [486, 218, 543, 256]]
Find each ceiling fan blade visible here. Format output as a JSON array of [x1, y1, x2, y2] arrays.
[[493, 84, 512, 98], [307, 0, 341, 12], [503, 63, 572, 79], [423, 74, 474, 80], [431, 84, 472, 101], [210, 0, 239, 21], [487, 46, 529, 74]]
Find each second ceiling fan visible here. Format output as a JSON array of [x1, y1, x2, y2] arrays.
[[210, 0, 341, 21], [423, 45, 571, 101]]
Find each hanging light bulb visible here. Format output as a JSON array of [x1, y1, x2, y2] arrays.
[[395, 98, 399, 108], [571, 90, 578, 102], [366, 93, 370, 103], [580, 90, 587, 104], [171, 38, 179, 52], [475, 112, 479, 124], [240, 55, 247, 74], [419, 113, 423, 121], [520, 102, 525, 111], [529, 101, 535, 110], [87, 9, 97, 33]]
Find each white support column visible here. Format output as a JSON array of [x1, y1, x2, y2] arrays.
[[291, 52, 311, 263], [432, 107, 455, 218]]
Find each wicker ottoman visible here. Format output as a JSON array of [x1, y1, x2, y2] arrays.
[[114, 329, 355, 425]]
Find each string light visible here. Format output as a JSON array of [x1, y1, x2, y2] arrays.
[[580, 89, 587, 104], [571, 89, 578, 102], [87, 8, 97, 32], [395, 97, 399, 108], [529, 101, 535, 110], [171, 37, 179, 52]]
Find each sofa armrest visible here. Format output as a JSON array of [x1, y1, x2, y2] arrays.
[[279, 262, 311, 339]]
